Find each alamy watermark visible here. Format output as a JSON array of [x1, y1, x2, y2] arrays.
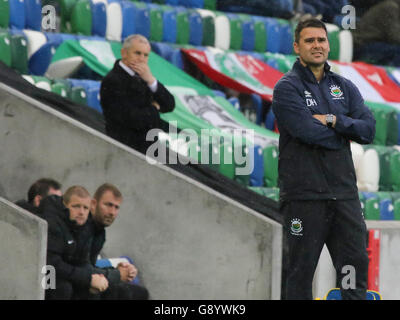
[[41, 265, 56, 290], [145, 121, 255, 176], [341, 5, 356, 30], [341, 265, 356, 290], [42, 5, 56, 31]]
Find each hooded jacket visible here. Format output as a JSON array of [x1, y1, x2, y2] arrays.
[[39, 195, 93, 289], [272, 59, 376, 201]]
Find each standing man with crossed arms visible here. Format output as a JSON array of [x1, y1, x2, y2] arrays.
[[272, 18, 376, 300]]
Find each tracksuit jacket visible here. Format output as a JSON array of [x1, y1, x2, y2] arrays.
[[272, 59, 376, 201]]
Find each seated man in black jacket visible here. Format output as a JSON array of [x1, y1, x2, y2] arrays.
[[15, 178, 62, 216], [41, 185, 108, 300], [89, 183, 149, 300], [100, 34, 175, 155]]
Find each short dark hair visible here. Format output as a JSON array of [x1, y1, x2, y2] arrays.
[[294, 18, 328, 43], [27, 178, 62, 204], [93, 183, 122, 202]]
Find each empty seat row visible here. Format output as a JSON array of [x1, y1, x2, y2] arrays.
[[0, 0, 43, 31], [359, 191, 400, 220]]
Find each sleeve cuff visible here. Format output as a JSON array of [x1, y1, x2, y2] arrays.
[[148, 79, 158, 93]]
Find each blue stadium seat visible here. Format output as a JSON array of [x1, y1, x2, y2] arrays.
[[380, 198, 394, 220], [265, 18, 280, 54], [249, 145, 264, 187], [151, 42, 175, 61], [227, 97, 240, 110], [241, 19, 255, 52], [86, 84, 102, 113], [45, 33, 64, 46], [166, 0, 179, 5], [9, 0, 26, 29], [91, 1, 107, 37], [251, 93, 263, 125], [28, 42, 57, 75], [132, 2, 151, 39], [170, 48, 184, 69], [266, 58, 280, 70], [188, 10, 203, 46], [162, 7, 177, 43], [25, 0, 42, 31], [120, 1, 136, 40], [278, 21, 293, 55], [265, 108, 276, 131], [212, 90, 226, 99]]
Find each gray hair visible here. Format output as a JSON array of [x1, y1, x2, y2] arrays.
[[122, 34, 150, 50]]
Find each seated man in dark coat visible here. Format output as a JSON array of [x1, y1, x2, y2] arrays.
[[40, 186, 108, 300], [100, 34, 175, 154]]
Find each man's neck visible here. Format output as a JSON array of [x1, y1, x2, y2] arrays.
[[119, 60, 135, 77], [299, 59, 325, 82]]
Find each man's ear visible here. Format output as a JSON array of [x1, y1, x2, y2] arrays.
[[90, 198, 97, 213], [33, 195, 42, 207], [293, 41, 299, 55]]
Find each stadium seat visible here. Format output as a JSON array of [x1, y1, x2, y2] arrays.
[[264, 108, 275, 131], [188, 9, 203, 46], [28, 42, 57, 75], [226, 13, 242, 51], [263, 144, 279, 187], [146, 3, 164, 42], [175, 7, 190, 45], [131, 2, 151, 39], [361, 192, 380, 220], [357, 147, 380, 192], [227, 97, 240, 110], [166, 0, 179, 5], [22, 74, 35, 84], [238, 14, 255, 52], [10, 33, 28, 74], [339, 30, 353, 63], [71, 0, 92, 36], [45, 56, 84, 78], [326, 23, 340, 61], [203, 0, 216, 10], [214, 13, 230, 50], [51, 80, 71, 98], [25, 0, 42, 31], [379, 197, 394, 220], [86, 84, 102, 113], [23, 30, 47, 59], [197, 9, 215, 47], [350, 142, 364, 179], [265, 18, 281, 54], [252, 16, 267, 53], [0, 0, 9, 28], [9, 0, 25, 29], [120, 1, 136, 40], [151, 41, 175, 61], [106, 2, 123, 41], [60, 0, 77, 33], [394, 198, 400, 220], [91, 1, 107, 37], [266, 57, 280, 70], [161, 5, 177, 43], [249, 145, 264, 187], [233, 142, 250, 186], [69, 86, 88, 105], [277, 18, 293, 55], [31, 75, 52, 91], [0, 31, 11, 67]]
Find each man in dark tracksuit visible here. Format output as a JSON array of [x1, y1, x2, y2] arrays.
[[271, 19, 376, 300]]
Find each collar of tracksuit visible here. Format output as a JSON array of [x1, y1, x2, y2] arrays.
[[292, 58, 332, 84]]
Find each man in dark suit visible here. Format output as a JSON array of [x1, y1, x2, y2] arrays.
[[100, 34, 175, 154]]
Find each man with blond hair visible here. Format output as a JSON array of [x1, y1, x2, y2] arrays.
[[41, 185, 109, 299]]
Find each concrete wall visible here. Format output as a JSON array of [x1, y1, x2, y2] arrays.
[[0, 83, 282, 299], [0, 197, 47, 299], [313, 221, 400, 300]]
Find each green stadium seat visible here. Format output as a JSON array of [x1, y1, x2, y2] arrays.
[[326, 23, 340, 61], [10, 34, 28, 74], [69, 86, 87, 105], [31, 75, 52, 91], [0, 31, 12, 67], [394, 198, 400, 220], [51, 80, 71, 98], [60, 0, 76, 33], [71, 0, 93, 35], [197, 9, 215, 47], [227, 14, 242, 51], [360, 192, 380, 220], [176, 8, 190, 45], [148, 5, 164, 42], [203, 0, 216, 10], [0, 0, 10, 28], [253, 17, 267, 53], [263, 144, 278, 188]]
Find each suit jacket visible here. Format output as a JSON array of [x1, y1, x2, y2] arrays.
[[100, 60, 175, 153]]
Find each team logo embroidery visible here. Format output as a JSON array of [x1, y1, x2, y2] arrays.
[[330, 85, 344, 99], [290, 218, 303, 236]]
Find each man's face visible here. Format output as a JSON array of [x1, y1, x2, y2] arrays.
[[65, 195, 91, 226], [294, 27, 330, 67], [91, 190, 122, 227], [121, 39, 151, 70]]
